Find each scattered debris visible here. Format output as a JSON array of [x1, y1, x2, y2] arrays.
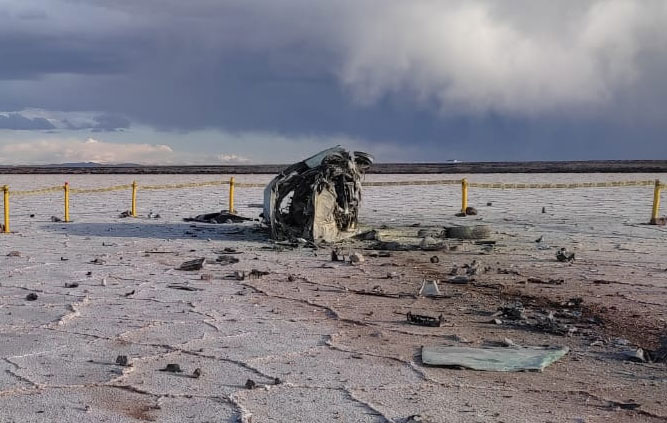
[[556, 248, 575, 262], [331, 249, 345, 262], [200, 274, 213, 281], [407, 312, 444, 327], [234, 269, 270, 281], [216, 255, 240, 266], [263, 146, 373, 242], [167, 284, 203, 291], [465, 206, 478, 216], [418, 280, 441, 297], [147, 211, 161, 219], [608, 401, 641, 411], [6, 250, 21, 257], [177, 258, 205, 271], [159, 363, 183, 373], [443, 225, 492, 240], [447, 276, 470, 284], [497, 303, 527, 320], [622, 348, 647, 363], [244, 379, 257, 389], [355, 230, 379, 241], [535, 235, 544, 243], [527, 277, 564, 285], [25, 293, 38, 301], [650, 217, 667, 226], [118, 211, 131, 218], [421, 345, 569, 371], [184, 211, 251, 224], [115, 355, 129, 366], [64, 282, 79, 288], [349, 252, 364, 264]]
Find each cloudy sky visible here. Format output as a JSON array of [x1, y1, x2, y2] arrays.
[[1, 0, 666, 164]]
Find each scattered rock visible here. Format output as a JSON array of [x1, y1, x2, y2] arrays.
[[331, 249, 344, 262], [115, 355, 129, 366], [491, 318, 503, 325], [177, 258, 205, 271], [167, 284, 203, 291], [486, 202, 493, 206], [234, 269, 270, 280], [650, 217, 667, 226], [159, 363, 183, 373], [349, 252, 364, 264], [430, 256, 439, 264], [64, 282, 79, 288], [535, 235, 544, 243], [118, 211, 132, 218], [6, 251, 21, 257], [200, 274, 213, 281], [244, 379, 257, 389], [90, 258, 106, 265], [542, 207, 547, 213], [556, 248, 575, 262], [465, 206, 478, 216], [287, 274, 296, 282], [419, 237, 445, 251], [355, 230, 379, 241], [25, 293, 38, 301], [123, 290, 135, 297], [527, 277, 564, 285], [192, 368, 202, 378], [497, 302, 526, 320], [50, 216, 62, 222]]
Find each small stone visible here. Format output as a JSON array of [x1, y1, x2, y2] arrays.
[[50, 216, 62, 222], [623, 348, 646, 363], [64, 282, 79, 288], [430, 256, 439, 264], [349, 252, 364, 264], [159, 363, 182, 373], [273, 377, 282, 385], [486, 202, 492, 207], [192, 368, 202, 378], [25, 293, 38, 301], [200, 274, 213, 281], [491, 318, 503, 325], [542, 206, 547, 214], [101, 278, 107, 286], [465, 207, 478, 216], [7, 251, 21, 257], [287, 274, 296, 282], [115, 355, 129, 366], [501, 338, 516, 347], [245, 379, 257, 389]]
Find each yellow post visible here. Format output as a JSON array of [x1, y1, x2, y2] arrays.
[[229, 177, 235, 214], [651, 179, 661, 224], [2, 185, 9, 233], [131, 180, 137, 217], [64, 182, 70, 223], [461, 178, 468, 214]]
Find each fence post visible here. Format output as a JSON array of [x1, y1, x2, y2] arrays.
[[461, 178, 468, 214], [64, 182, 70, 223], [651, 179, 661, 224], [229, 177, 235, 214], [2, 185, 8, 233], [131, 181, 137, 217]]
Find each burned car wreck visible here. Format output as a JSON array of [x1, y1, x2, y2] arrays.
[[263, 146, 373, 242]]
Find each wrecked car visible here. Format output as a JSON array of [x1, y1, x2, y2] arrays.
[[263, 146, 373, 242]]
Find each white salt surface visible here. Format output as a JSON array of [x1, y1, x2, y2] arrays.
[[0, 173, 665, 422]]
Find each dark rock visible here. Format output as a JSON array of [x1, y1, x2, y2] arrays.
[[159, 363, 183, 373], [25, 293, 38, 301], [244, 379, 257, 389], [115, 355, 129, 366], [177, 258, 205, 271], [430, 256, 439, 264], [465, 207, 478, 216]]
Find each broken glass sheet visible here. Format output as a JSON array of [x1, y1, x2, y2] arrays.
[[422, 345, 569, 372]]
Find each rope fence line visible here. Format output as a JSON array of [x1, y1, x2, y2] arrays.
[[1, 177, 664, 233]]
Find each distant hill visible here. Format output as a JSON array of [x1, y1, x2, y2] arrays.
[[43, 162, 141, 167]]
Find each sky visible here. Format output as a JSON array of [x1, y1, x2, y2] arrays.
[[1, 0, 666, 164]]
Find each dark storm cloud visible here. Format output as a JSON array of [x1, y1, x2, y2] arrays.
[[0, 112, 55, 130], [0, 0, 666, 160]]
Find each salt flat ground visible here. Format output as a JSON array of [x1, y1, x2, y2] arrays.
[[0, 173, 666, 423]]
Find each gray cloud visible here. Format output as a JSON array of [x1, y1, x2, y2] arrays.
[[0, 112, 55, 130], [0, 0, 666, 160]]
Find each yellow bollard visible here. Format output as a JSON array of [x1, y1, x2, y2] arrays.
[[64, 182, 70, 223], [131, 181, 137, 217], [651, 179, 661, 224], [229, 177, 235, 214], [2, 185, 9, 233], [461, 178, 468, 214]]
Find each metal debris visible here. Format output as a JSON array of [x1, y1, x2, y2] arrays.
[[407, 312, 444, 327], [184, 211, 251, 224], [422, 345, 569, 372], [418, 280, 441, 297], [263, 146, 373, 242]]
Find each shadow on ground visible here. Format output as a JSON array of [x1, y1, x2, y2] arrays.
[[45, 222, 268, 241]]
